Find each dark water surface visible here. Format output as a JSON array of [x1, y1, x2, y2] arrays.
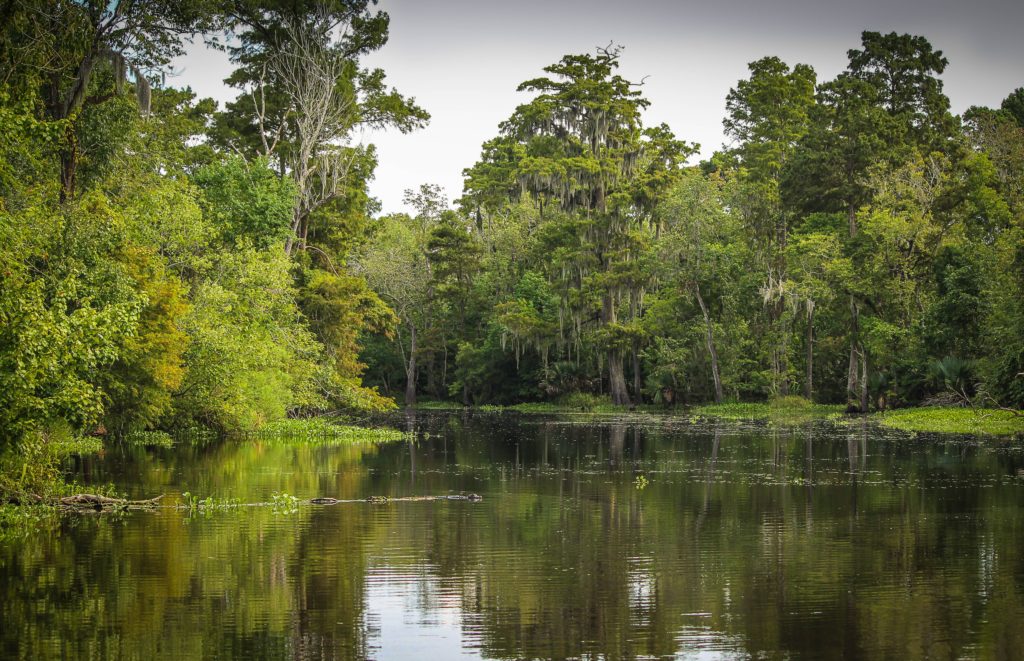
[[3, 412, 1024, 660]]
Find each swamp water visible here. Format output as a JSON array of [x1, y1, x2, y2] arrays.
[[2, 411, 1024, 660]]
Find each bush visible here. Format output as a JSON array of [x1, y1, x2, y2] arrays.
[[558, 392, 608, 412]]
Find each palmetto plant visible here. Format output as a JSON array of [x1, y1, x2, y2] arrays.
[[929, 356, 975, 404]]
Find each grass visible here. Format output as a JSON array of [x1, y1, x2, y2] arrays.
[[244, 418, 409, 444], [692, 396, 844, 423], [873, 407, 1024, 436]]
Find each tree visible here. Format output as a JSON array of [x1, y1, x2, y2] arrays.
[[356, 187, 444, 405], [846, 31, 957, 154], [723, 57, 816, 396], [1, 0, 214, 200], [427, 212, 483, 403], [499, 46, 682, 405], [192, 156, 297, 248], [1001, 88, 1024, 127], [783, 31, 958, 410], [0, 192, 145, 440], [215, 0, 428, 254], [786, 223, 851, 400], [656, 170, 745, 403]]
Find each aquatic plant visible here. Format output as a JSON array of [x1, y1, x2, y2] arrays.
[[271, 492, 300, 515], [874, 407, 1024, 436], [692, 397, 843, 423], [246, 419, 409, 444]]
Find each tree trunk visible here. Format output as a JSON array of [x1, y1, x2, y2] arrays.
[[405, 324, 417, 407], [631, 339, 642, 402], [602, 292, 630, 406], [859, 346, 869, 413], [629, 288, 642, 401], [779, 330, 790, 397], [608, 351, 630, 406], [59, 143, 76, 204], [847, 298, 860, 410], [805, 304, 814, 401], [846, 202, 861, 411], [695, 284, 723, 404]]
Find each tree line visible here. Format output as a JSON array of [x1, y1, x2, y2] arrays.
[[357, 36, 1024, 412], [1, 3, 1022, 452]]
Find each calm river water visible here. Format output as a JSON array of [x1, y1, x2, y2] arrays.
[[2, 411, 1024, 660]]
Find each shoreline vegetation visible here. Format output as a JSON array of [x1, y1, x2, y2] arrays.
[[2, 4, 1023, 542], [415, 396, 1024, 436], [0, 418, 406, 515]]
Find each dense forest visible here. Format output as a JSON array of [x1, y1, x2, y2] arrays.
[[360, 39, 1024, 412], [2, 0, 1023, 455]]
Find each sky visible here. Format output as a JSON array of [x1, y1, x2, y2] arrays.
[[172, 0, 1024, 214]]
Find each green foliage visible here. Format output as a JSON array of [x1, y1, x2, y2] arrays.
[[193, 156, 297, 248], [270, 492, 300, 515], [0, 0, 430, 502], [100, 249, 190, 434], [249, 419, 408, 444], [176, 247, 323, 431], [693, 398, 843, 423], [122, 430, 175, 448], [874, 407, 1024, 436], [929, 356, 975, 397], [0, 192, 145, 440], [1001, 88, 1024, 127], [357, 36, 1023, 417], [297, 268, 397, 412], [0, 423, 104, 502], [558, 392, 607, 412], [3, 10, 1024, 505]]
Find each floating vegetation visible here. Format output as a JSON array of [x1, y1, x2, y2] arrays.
[[244, 418, 410, 444], [414, 401, 467, 411], [692, 397, 844, 424], [121, 431, 175, 448], [874, 407, 1024, 436], [270, 492, 300, 515]]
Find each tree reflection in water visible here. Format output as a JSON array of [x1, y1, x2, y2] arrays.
[[1, 411, 1023, 660]]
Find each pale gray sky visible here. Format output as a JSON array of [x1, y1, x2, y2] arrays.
[[173, 0, 1024, 214]]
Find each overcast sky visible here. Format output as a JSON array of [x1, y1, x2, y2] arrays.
[[172, 0, 1024, 214]]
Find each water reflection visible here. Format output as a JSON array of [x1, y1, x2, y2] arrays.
[[1, 412, 1023, 660]]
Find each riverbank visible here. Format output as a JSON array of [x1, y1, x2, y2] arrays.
[[415, 397, 1024, 436], [0, 417, 408, 537]]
